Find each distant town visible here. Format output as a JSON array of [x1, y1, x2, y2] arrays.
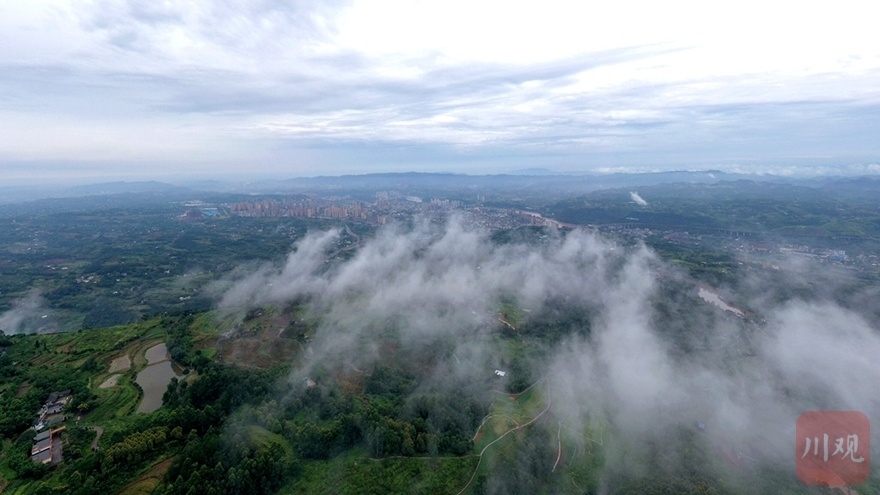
[[177, 190, 880, 276], [185, 192, 566, 231]]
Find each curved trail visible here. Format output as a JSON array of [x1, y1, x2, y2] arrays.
[[90, 426, 104, 450], [471, 414, 520, 441], [552, 421, 562, 472], [455, 377, 552, 495]]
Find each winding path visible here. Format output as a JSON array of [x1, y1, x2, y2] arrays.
[[90, 426, 104, 451], [455, 377, 552, 495], [552, 421, 562, 472]]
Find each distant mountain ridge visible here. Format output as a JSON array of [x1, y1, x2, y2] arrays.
[[238, 170, 780, 195], [64, 181, 186, 195], [5, 171, 880, 206]]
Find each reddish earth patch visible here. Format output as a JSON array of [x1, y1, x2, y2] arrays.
[[117, 458, 174, 495], [16, 382, 31, 397], [31, 354, 57, 366], [335, 371, 366, 395], [108, 354, 132, 373], [216, 322, 301, 369], [138, 458, 173, 479]]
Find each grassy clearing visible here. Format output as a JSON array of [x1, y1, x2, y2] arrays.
[[56, 321, 164, 360], [117, 458, 174, 495], [548, 418, 607, 493], [498, 300, 526, 329], [502, 383, 545, 420], [117, 479, 160, 495], [194, 310, 238, 341], [282, 449, 477, 495], [0, 441, 15, 481], [474, 381, 547, 452], [458, 379, 555, 494], [470, 379, 610, 495], [246, 425, 293, 458], [2, 484, 25, 495], [473, 415, 516, 453], [190, 312, 221, 342], [89, 375, 141, 421]]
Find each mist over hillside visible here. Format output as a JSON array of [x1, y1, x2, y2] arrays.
[[211, 215, 880, 492]]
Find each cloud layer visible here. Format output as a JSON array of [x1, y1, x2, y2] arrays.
[[629, 191, 648, 205], [2, 1, 880, 182]]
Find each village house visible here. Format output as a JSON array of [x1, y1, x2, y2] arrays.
[[30, 390, 71, 465]]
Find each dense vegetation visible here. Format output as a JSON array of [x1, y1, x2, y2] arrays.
[[4, 182, 880, 494]]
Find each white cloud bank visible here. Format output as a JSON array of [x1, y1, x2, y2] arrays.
[[629, 191, 648, 205], [214, 217, 880, 482]]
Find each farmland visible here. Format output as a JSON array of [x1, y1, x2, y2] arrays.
[[3, 178, 880, 494]]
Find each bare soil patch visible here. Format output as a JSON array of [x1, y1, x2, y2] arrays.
[[118, 458, 174, 495], [108, 354, 132, 373], [99, 374, 121, 389], [217, 320, 302, 369], [16, 382, 31, 397]]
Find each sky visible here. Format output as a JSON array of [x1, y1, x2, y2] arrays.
[[2, 0, 880, 184]]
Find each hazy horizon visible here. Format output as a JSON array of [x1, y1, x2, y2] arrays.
[[7, 165, 880, 191]]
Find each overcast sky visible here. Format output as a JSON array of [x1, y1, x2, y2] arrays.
[[2, 1, 879, 184]]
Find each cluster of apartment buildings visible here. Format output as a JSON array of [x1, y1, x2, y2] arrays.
[[229, 198, 387, 224], [226, 195, 566, 232]]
